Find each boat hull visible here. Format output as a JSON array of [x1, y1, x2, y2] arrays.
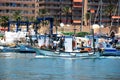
[[0, 45, 36, 53], [100, 48, 120, 56], [35, 48, 94, 57]]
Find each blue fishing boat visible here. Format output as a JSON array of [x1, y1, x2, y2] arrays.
[[16, 45, 36, 53], [0, 44, 36, 53], [0, 45, 19, 53], [99, 39, 120, 56], [99, 48, 120, 56]]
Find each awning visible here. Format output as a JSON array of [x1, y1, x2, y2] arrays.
[[73, 20, 81, 23], [73, 0, 82, 2], [112, 16, 120, 19]]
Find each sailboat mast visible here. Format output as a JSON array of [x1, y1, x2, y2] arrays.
[[118, 0, 120, 26], [99, 0, 102, 35], [80, 0, 84, 31]]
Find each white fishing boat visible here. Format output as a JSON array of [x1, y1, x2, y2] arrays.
[[35, 35, 95, 58], [34, 48, 95, 58]]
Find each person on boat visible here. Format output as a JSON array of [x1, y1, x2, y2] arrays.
[[72, 35, 76, 51], [0, 36, 6, 44], [53, 41, 58, 51], [27, 29, 33, 46], [83, 40, 88, 47], [58, 36, 65, 51], [105, 39, 111, 48], [78, 39, 82, 47], [97, 42, 104, 53], [76, 39, 84, 50], [110, 32, 115, 42], [80, 41, 84, 50]]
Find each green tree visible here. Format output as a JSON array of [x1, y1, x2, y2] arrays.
[[37, 9, 50, 33], [0, 16, 9, 31], [12, 11, 22, 21], [85, 12, 91, 26], [37, 9, 49, 18], [54, 16, 59, 34], [62, 6, 72, 24], [103, 1, 116, 26], [12, 11, 22, 31], [38, 9, 49, 26]]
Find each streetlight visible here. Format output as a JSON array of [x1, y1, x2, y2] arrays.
[[92, 24, 104, 35], [91, 24, 98, 54], [60, 23, 64, 32], [91, 28, 95, 54], [91, 24, 103, 54]]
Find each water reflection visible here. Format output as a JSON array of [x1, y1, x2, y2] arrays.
[[0, 55, 120, 80]]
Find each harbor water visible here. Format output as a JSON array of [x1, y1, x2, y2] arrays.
[[0, 53, 120, 80]]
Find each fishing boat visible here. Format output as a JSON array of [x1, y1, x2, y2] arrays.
[[16, 44, 36, 53], [0, 45, 19, 53], [35, 48, 94, 58], [99, 48, 120, 56], [0, 44, 36, 53], [98, 38, 120, 56], [35, 35, 95, 58]]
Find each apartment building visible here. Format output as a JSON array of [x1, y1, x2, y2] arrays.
[[0, 0, 83, 24], [35, 0, 83, 24], [0, 0, 119, 26], [0, 0, 36, 20], [87, 0, 119, 26]]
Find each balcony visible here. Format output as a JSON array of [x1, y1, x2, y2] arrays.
[[45, 6, 60, 10], [0, 0, 35, 4], [45, 1, 60, 5], [0, 12, 35, 17], [0, 6, 35, 11]]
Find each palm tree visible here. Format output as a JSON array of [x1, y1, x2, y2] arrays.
[[12, 11, 22, 31], [54, 16, 59, 34], [85, 12, 91, 26], [0, 16, 9, 32], [37, 9, 49, 18], [103, 0, 116, 26], [12, 11, 22, 21], [37, 9, 50, 33], [62, 6, 72, 24]]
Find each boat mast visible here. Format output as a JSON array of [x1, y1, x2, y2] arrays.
[[117, 0, 120, 26], [80, 0, 84, 31], [99, 0, 102, 35], [91, 28, 95, 54]]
